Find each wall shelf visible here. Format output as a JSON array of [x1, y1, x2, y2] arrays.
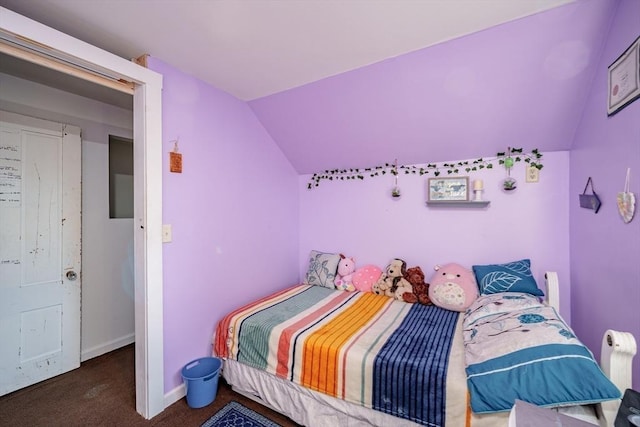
[[426, 200, 490, 207]]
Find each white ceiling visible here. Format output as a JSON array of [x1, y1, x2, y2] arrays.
[[0, 0, 573, 102]]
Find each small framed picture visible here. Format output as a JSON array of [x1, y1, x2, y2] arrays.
[[607, 36, 640, 116], [428, 176, 469, 201]]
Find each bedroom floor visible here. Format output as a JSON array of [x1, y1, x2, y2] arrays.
[[0, 344, 301, 426]]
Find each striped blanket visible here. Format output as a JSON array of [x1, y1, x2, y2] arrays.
[[215, 284, 459, 426]]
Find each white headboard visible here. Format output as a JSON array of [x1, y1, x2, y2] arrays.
[[544, 272, 560, 312]]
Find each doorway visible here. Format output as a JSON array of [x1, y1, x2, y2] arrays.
[[0, 73, 140, 407], [1, 9, 165, 419]]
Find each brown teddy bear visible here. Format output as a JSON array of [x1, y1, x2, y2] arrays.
[[402, 266, 432, 305], [372, 258, 413, 301]]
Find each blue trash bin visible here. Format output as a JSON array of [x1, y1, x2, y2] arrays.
[[181, 357, 222, 408]]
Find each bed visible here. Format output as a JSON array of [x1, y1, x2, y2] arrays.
[[213, 271, 630, 427]]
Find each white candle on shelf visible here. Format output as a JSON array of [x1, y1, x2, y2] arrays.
[[473, 179, 484, 201]]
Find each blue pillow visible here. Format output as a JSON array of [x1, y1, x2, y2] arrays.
[[472, 259, 544, 297]]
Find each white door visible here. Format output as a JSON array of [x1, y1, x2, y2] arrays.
[[0, 110, 81, 396]]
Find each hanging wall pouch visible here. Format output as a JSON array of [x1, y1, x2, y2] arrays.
[[579, 177, 601, 213], [617, 168, 636, 223]]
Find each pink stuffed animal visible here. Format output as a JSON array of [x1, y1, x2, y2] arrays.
[[428, 263, 478, 311], [334, 254, 356, 291]]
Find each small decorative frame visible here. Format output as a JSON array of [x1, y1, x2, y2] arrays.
[[428, 176, 469, 201], [607, 36, 640, 116]]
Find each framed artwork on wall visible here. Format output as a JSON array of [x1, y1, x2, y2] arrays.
[[607, 35, 640, 116], [428, 176, 469, 202]]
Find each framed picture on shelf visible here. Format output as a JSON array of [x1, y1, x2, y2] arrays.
[[607, 35, 640, 116], [428, 176, 469, 202]]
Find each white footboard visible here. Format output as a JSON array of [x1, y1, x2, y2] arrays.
[[544, 272, 636, 426], [598, 330, 637, 426]]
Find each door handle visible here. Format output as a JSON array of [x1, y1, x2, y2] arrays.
[[66, 270, 78, 281]]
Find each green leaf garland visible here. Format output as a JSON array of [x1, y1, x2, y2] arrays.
[[307, 148, 543, 189]]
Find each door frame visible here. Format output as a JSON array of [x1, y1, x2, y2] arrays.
[[0, 7, 165, 419]]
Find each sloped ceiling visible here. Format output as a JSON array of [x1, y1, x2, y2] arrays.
[[0, 0, 617, 173], [249, 1, 618, 173]]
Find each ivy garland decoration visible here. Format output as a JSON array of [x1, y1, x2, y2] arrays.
[[307, 147, 543, 189]]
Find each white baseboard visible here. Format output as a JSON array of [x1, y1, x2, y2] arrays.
[[164, 382, 186, 408], [81, 333, 135, 361]]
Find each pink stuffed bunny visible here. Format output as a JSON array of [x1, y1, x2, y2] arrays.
[[334, 254, 356, 291]]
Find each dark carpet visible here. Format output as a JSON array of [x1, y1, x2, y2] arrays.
[[0, 344, 300, 427]]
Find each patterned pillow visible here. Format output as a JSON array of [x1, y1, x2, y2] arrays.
[[472, 259, 544, 297], [352, 265, 383, 292], [304, 250, 341, 289]]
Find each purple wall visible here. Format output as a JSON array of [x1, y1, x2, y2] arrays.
[[569, 0, 640, 390], [249, 0, 614, 175], [147, 58, 300, 393], [143, 0, 638, 397], [299, 153, 571, 320]]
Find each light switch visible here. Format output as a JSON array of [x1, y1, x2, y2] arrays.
[[162, 224, 172, 243]]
